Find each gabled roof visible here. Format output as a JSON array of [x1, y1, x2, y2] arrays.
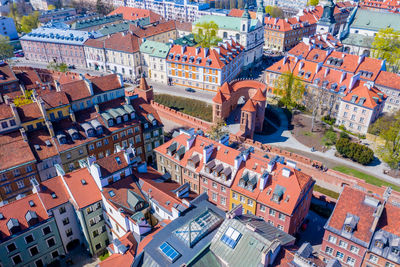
[[62, 168, 102, 209], [95, 151, 129, 177], [0, 131, 36, 170], [109, 6, 164, 23], [129, 20, 177, 39], [0, 194, 49, 239], [0, 103, 13, 120], [325, 186, 381, 245], [99, 232, 137, 267], [38, 175, 70, 210], [195, 15, 260, 32], [17, 102, 42, 122], [342, 81, 386, 109], [104, 32, 141, 54], [89, 74, 122, 94], [375, 71, 400, 89], [0, 62, 18, 85]]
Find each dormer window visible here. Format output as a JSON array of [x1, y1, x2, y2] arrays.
[[374, 240, 384, 248], [392, 248, 400, 255]]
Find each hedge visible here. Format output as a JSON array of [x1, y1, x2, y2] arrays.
[[335, 138, 374, 165]]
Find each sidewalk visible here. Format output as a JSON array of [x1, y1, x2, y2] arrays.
[[254, 107, 400, 186]]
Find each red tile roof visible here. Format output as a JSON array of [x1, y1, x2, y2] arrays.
[[228, 9, 257, 19], [252, 88, 266, 101], [38, 175, 70, 210], [0, 131, 36, 170], [0, 194, 49, 239], [89, 74, 122, 94], [28, 129, 59, 160], [103, 32, 141, 53], [136, 222, 167, 254], [62, 168, 102, 209], [378, 202, 400, 236], [17, 102, 42, 122], [0, 103, 13, 120], [40, 91, 70, 109], [95, 151, 129, 177], [0, 62, 18, 85], [327, 186, 380, 243], [242, 99, 256, 112], [135, 167, 197, 212], [130, 20, 177, 38], [167, 39, 244, 70], [342, 81, 386, 109], [375, 71, 400, 89], [61, 80, 91, 101], [212, 90, 226, 104], [109, 7, 164, 23], [99, 232, 137, 267]]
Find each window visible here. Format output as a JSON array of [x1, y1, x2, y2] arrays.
[[260, 205, 266, 212], [4, 184, 11, 194], [202, 177, 208, 184], [339, 240, 348, 249], [247, 199, 253, 206], [269, 209, 276, 217], [328, 235, 337, 244], [220, 227, 242, 249], [47, 237, 56, 247], [63, 218, 70, 225], [221, 186, 226, 193], [96, 141, 102, 148], [240, 196, 245, 203], [346, 256, 356, 266], [29, 245, 39, 256], [89, 144, 95, 150], [336, 251, 344, 260], [59, 206, 66, 214], [7, 243, 17, 252], [86, 206, 93, 214], [212, 192, 217, 201], [159, 242, 181, 262], [52, 250, 59, 258], [385, 263, 395, 267], [135, 135, 141, 143], [212, 182, 217, 189], [12, 254, 22, 265], [369, 255, 378, 263], [277, 225, 284, 231], [221, 196, 226, 205], [350, 245, 359, 254], [25, 234, 34, 244], [16, 180, 25, 189], [232, 192, 237, 199], [279, 213, 286, 221], [42, 226, 51, 235], [95, 243, 101, 250], [113, 134, 118, 141], [93, 229, 99, 238], [66, 228, 73, 237], [13, 169, 20, 176]]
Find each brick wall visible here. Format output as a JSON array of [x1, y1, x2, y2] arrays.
[[150, 101, 212, 131]]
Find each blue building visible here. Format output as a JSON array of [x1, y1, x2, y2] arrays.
[[0, 16, 18, 40], [0, 194, 65, 267]]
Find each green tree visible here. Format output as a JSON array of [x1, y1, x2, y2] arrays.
[[377, 111, 400, 169], [20, 11, 39, 33], [372, 27, 400, 72], [96, 0, 113, 15], [47, 4, 56, 9], [8, 3, 21, 32], [207, 118, 229, 141], [47, 62, 68, 72], [308, 0, 319, 6], [265, 6, 284, 18], [0, 36, 14, 60], [193, 21, 222, 48], [274, 71, 305, 109]]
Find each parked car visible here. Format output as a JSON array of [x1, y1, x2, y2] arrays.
[[185, 87, 196, 93]]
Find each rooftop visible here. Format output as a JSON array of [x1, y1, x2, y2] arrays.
[[109, 7, 164, 23], [194, 15, 260, 32], [0, 131, 36, 171]]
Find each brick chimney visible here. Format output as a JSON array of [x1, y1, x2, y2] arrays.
[[136, 75, 153, 103]]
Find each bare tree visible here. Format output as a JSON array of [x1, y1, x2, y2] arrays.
[[303, 86, 335, 132]]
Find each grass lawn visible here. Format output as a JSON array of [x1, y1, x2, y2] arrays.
[[313, 184, 339, 199], [302, 131, 314, 137], [154, 94, 213, 122], [333, 166, 400, 192], [99, 252, 109, 261]]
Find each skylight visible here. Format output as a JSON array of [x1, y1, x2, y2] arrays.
[[109, 190, 115, 197], [221, 227, 242, 249], [115, 156, 122, 165], [159, 242, 181, 262]]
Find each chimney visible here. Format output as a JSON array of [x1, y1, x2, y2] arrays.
[[214, 47, 220, 54], [95, 104, 100, 113], [46, 121, 55, 137], [186, 135, 195, 150], [234, 154, 242, 169], [83, 78, 94, 95], [282, 167, 291, 178], [298, 61, 304, 70], [202, 144, 213, 164], [283, 56, 288, 64], [117, 73, 124, 87], [20, 128, 28, 142], [267, 161, 275, 172], [324, 68, 330, 77], [3, 95, 11, 105], [10, 103, 21, 125], [196, 47, 200, 55], [30, 178, 40, 193], [87, 155, 97, 166], [69, 108, 76, 122], [349, 73, 360, 91], [259, 171, 270, 191], [181, 45, 186, 54], [37, 97, 48, 121], [340, 72, 347, 83], [315, 62, 322, 73], [55, 80, 61, 92], [204, 47, 209, 57], [358, 54, 365, 65], [226, 204, 242, 219]]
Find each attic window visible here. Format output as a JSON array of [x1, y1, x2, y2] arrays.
[[115, 156, 122, 165], [51, 193, 57, 199], [29, 200, 35, 207], [109, 190, 115, 197], [351, 95, 358, 103], [81, 179, 87, 185], [0, 213, 3, 219]]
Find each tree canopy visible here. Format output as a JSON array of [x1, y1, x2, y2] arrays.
[[0, 36, 14, 60], [372, 27, 400, 72], [207, 118, 229, 141], [20, 11, 39, 33], [308, 0, 319, 6], [274, 71, 305, 109], [265, 6, 284, 18], [376, 110, 400, 169], [193, 21, 222, 48], [47, 62, 68, 72]]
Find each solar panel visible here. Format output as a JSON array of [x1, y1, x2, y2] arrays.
[[220, 227, 242, 249], [159, 242, 181, 262]]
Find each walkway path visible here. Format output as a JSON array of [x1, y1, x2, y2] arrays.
[[253, 107, 400, 186]]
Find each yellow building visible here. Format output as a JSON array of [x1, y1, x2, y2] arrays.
[[230, 190, 257, 215]]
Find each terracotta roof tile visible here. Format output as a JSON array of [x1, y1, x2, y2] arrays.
[[0, 131, 36, 170], [0, 62, 18, 85], [109, 7, 164, 23], [212, 90, 226, 104], [89, 74, 122, 94], [377, 202, 400, 236], [61, 80, 91, 101], [28, 129, 59, 161], [136, 223, 165, 255], [0, 194, 49, 239], [99, 232, 137, 267], [228, 9, 257, 19], [38, 175, 70, 210], [342, 81, 386, 109], [95, 151, 128, 177], [40, 91, 70, 109], [104, 32, 141, 53], [251, 88, 266, 101], [375, 71, 400, 89], [0, 103, 13, 120], [242, 99, 256, 112], [129, 20, 176, 38], [17, 102, 42, 122], [62, 168, 102, 209]]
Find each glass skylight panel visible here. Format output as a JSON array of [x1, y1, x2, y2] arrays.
[[159, 242, 181, 262], [221, 226, 242, 249]]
